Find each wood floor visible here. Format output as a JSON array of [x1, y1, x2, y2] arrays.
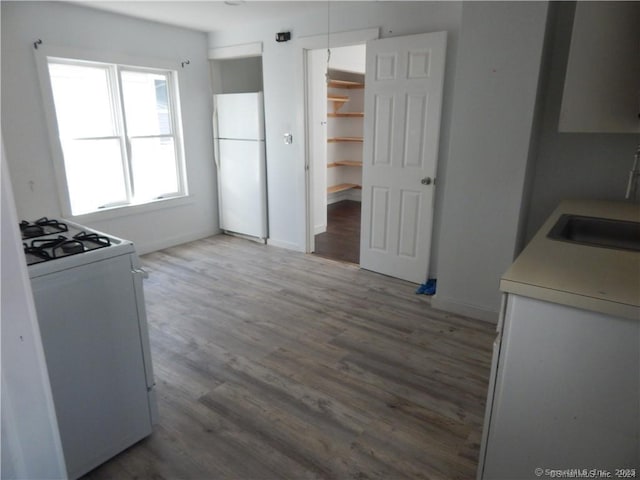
[[314, 200, 361, 264], [83, 235, 495, 480]]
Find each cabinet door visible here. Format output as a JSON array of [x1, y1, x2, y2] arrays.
[[31, 254, 153, 479], [482, 295, 639, 479], [559, 2, 640, 133]]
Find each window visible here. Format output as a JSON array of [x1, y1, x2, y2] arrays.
[[46, 58, 186, 216]]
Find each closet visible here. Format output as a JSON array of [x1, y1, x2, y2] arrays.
[[326, 69, 364, 200], [310, 44, 366, 264]]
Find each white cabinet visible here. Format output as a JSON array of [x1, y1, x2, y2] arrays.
[[559, 2, 640, 133], [479, 294, 640, 479]]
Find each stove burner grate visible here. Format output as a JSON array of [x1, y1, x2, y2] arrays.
[[35, 217, 68, 231], [31, 235, 68, 250], [20, 217, 68, 239], [23, 243, 53, 264], [74, 231, 111, 247], [54, 240, 85, 257], [23, 229, 114, 265]]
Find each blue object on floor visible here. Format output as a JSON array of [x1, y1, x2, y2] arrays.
[[416, 278, 437, 295]]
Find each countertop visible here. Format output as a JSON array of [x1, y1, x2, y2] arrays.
[[501, 199, 640, 321]]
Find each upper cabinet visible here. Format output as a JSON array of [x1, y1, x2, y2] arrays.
[[559, 2, 640, 133]]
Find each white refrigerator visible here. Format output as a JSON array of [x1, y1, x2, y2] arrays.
[[213, 92, 268, 240]]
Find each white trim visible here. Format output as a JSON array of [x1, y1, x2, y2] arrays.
[[208, 42, 263, 59], [297, 27, 379, 49], [327, 190, 362, 205], [34, 46, 74, 216], [136, 227, 219, 255], [297, 28, 380, 254], [431, 295, 499, 324], [267, 237, 305, 252], [69, 194, 196, 224]]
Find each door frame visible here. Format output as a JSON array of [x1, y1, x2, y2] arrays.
[[299, 28, 379, 253]]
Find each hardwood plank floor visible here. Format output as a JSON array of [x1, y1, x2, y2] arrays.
[[83, 235, 495, 480], [314, 200, 361, 264]]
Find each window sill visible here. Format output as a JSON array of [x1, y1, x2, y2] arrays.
[[67, 195, 195, 223]]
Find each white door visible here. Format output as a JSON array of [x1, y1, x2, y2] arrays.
[[359, 31, 447, 284]]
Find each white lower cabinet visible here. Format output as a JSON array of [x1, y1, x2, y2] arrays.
[[478, 294, 640, 479]]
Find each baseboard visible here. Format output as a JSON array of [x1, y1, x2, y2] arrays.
[[430, 296, 499, 324], [222, 230, 266, 244], [136, 228, 220, 255], [328, 191, 361, 205], [327, 191, 350, 204], [267, 237, 305, 252]]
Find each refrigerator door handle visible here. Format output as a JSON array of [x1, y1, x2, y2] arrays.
[[212, 107, 220, 170]]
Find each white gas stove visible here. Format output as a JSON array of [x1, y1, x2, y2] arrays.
[[20, 217, 157, 479]]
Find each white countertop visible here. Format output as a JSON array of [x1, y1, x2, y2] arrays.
[[501, 199, 640, 320]]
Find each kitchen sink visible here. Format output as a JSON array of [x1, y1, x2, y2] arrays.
[[548, 214, 640, 252]]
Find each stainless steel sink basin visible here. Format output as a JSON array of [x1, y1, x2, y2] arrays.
[[548, 214, 640, 252]]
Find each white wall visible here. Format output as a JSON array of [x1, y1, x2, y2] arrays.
[[208, 1, 463, 255], [1, 139, 67, 480], [432, 2, 549, 321], [329, 44, 366, 73], [1, 1, 218, 254]]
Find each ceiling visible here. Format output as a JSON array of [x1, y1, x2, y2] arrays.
[[74, 1, 344, 33]]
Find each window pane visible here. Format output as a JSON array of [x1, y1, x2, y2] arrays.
[[121, 71, 172, 136], [48, 62, 116, 138], [61, 138, 127, 215], [130, 137, 179, 201]]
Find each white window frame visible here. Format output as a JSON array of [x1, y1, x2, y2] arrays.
[[34, 45, 190, 221]]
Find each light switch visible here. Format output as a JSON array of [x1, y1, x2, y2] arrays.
[[283, 133, 293, 145]]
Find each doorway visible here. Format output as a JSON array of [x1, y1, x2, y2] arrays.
[[303, 30, 447, 283], [306, 44, 366, 264]]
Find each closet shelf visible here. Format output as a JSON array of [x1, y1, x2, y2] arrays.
[[327, 160, 363, 168], [327, 183, 362, 194], [328, 94, 349, 113], [327, 137, 364, 143], [328, 79, 364, 89], [327, 112, 364, 118]]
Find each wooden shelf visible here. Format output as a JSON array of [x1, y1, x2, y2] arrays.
[[327, 94, 349, 113], [327, 112, 364, 118], [327, 73, 364, 198], [327, 137, 363, 143], [328, 160, 362, 168], [327, 183, 362, 194], [327, 79, 364, 89]]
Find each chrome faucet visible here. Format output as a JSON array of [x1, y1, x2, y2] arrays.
[[625, 144, 640, 200]]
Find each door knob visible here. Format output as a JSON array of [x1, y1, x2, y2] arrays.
[[421, 177, 432, 185]]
